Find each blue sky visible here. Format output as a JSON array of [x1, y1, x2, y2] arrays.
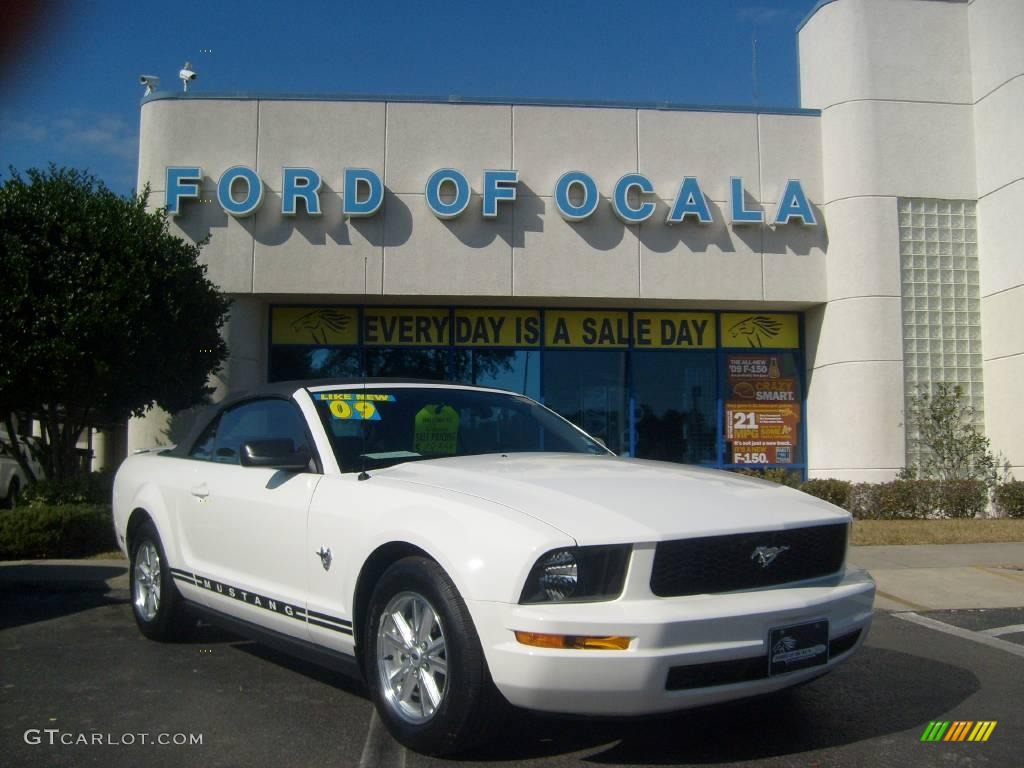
[[0, 0, 819, 196]]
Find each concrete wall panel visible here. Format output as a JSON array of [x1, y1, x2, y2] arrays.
[[799, 0, 971, 110], [515, 106, 637, 198], [385, 103, 511, 195], [821, 197, 902, 301], [637, 110, 759, 204], [138, 100, 258, 192], [256, 101, 385, 192], [973, 75, 1024, 198], [821, 100, 976, 203], [968, 0, 1024, 101], [383, 194, 512, 296], [513, 195, 639, 298]]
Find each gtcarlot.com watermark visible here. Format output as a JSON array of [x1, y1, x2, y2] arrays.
[[24, 729, 203, 747]]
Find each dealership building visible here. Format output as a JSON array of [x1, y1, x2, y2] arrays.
[[127, 0, 1023, 482]]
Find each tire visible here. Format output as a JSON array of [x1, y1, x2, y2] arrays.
[[363, 556, 506, 755], [130, 520, 187, 641]]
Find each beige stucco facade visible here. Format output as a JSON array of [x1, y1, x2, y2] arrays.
[[130, 0, 1022, 482]]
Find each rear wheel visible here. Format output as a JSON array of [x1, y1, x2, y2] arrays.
[[130, 520, 187, 640], [364, 556, 505, 755]]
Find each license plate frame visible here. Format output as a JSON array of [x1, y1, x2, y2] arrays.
[[768, 619, 830, 676]]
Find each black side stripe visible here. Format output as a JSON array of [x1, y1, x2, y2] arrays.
[[168, 568, 352, 635]]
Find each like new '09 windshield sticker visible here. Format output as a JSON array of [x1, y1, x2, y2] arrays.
[[316, 392, 395, 420]]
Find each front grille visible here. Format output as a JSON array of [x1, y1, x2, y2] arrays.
[[664, 629, 861, 690], [650, 523, 847, 597]]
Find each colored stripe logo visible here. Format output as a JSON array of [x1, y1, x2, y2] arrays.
[[920, 721, 997, 742]]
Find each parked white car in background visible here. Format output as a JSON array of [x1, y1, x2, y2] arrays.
[[1, 437, 43, 508], [113, 380, 875, 755]]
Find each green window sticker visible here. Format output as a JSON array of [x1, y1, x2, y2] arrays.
[[414, 405, 460, 455]]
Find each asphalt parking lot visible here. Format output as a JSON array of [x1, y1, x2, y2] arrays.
[[1, 576, 1021, 768]]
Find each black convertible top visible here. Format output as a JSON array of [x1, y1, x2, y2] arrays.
[[164, 378, 493, 459]]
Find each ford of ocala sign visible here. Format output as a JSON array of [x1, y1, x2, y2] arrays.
[[165, 166, 818, 226]]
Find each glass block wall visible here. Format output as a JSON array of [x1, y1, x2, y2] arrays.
[[898, 198, 984, 470]]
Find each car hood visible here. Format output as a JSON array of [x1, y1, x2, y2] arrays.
[[377, 454, 849, 545]]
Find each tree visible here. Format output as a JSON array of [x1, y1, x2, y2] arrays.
[[0, 166, 230, 482], [903, 382, 1007, 487]]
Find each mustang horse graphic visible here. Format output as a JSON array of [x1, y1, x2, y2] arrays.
[[728, 315, 784, 348], [291, 309, 353, 344]]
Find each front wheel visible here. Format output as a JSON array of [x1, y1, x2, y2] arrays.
[[364, 557, 505, 755], [130, 520, 187, 640]]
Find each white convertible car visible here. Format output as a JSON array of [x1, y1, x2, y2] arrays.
[[113, 380, 874, 754]]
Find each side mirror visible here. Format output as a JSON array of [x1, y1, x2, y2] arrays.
[[240, 439, 310, 471]]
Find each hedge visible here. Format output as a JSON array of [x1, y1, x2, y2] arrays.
[[0, 504, 116, 560], [994, 481, 1024, 519], [20, 471, 114, 507], [796, 478, 989, 519], [799, 479, 852, 509]]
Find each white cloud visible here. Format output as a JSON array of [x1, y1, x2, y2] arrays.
[[1, 109, 138, 161], [737, 6, 788, 25]]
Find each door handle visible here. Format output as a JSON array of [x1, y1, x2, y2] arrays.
[[190, 484, 210, 499]]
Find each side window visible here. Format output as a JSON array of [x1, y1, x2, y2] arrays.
[[211, 399, 312, 466], [189, 417, 220, 461]]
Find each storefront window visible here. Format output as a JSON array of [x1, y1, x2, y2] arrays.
[[365, 347, 450, 380], [542, 351, 628, 455], [269, 347, 361, 381], [454, 349, 540, 399], [267, 306, 806, 474], [632, 351, 717, 464], [721, 349, 803, 468]]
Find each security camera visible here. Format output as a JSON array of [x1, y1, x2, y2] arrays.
[[179, 61, 197, 91], [139, 75, 160, 95]]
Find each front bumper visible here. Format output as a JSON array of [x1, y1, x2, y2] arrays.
[[468, 566, 875, 715]]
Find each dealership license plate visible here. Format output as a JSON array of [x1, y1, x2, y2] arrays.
[[768, 620, 829, 676]]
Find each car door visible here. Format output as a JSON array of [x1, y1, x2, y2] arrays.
[[177, 397, 321, 641]]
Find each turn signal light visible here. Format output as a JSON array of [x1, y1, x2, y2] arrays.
[[514, 631, 632, 650]]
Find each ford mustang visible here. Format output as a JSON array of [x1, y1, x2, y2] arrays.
[[113, 379, 874, 754]]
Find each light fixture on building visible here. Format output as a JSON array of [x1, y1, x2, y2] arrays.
[[139, 75, 160, 96], [179, 61, 197, 92]]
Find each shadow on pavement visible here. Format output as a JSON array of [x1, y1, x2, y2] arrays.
[[451, 646, 980, 764], [0, 590, 127, 630]]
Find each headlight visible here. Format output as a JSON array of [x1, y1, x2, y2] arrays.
[[519, 545, 631, 604]]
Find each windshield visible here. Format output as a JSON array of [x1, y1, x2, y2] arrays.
[[310, 386, 610, 472]]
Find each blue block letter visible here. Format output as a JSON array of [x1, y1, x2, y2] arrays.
[[166, 166, 202, 216], [554, 171, 599, 221], [482, 170, 519, 218], [217, 166, 264, 217], [282, 168, 322, 216], [343, 168, 383, 217], [425, 168, 471, 219]]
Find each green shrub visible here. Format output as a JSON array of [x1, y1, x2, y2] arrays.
[[849, 479, 989, 520], [20, 471, 114, 507], [850, 480, 937, 520], [994, 481, 1024, 519], [0, 504, 115, 559], [799, 479, 852, 509], [934, 480, 987, 519], [731, 468, 803, 488]]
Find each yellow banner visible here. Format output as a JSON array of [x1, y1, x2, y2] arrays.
[[363, 308, 451, 346], [272, 307, 358, 345], [544, 311, 630, 348], [453, 309, 541, 347], [721, 313, 799, 349], [632, 312, 716, 349]]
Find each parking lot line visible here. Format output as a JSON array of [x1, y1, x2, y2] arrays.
[[893, 612, 1024, 659], [979, 624, 1024, 637], [358, 710, 406, 768]]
